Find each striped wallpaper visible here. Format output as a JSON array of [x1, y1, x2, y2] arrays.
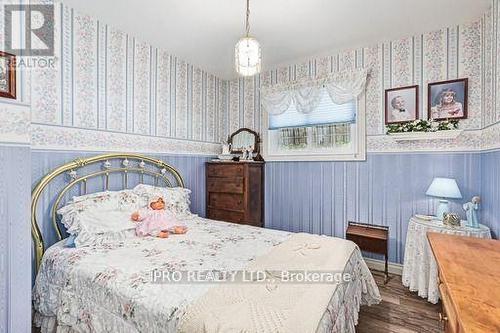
[[30, 2, 227, 148], [482, 0, 500, 127], [6, 0, 498, 153], [225, 0, 500, 152]]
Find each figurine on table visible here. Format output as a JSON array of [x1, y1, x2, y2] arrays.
[[463, 196, 481, 228]]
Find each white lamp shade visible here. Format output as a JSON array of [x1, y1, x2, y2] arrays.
[[235, 36, 261, 76], [426, 177, 462, 199]]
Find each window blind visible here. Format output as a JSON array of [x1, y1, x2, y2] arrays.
[[268, 89, 356, 130]]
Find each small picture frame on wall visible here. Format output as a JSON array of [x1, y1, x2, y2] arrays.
[[385, 85, 419, 124], [428, 78, 468, 121], [0, 51, 16, 99]]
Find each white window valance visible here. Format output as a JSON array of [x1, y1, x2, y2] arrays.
[[261, 68, 369, 115]]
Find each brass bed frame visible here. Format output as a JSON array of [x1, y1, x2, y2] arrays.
[[31, 153, 185, 272]]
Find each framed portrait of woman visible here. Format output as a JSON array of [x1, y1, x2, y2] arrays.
[[385, 85, 419, 124], [0, 51, 16, 99], [428, 78, 468, 121]]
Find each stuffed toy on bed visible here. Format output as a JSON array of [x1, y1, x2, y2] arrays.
[[131, 197, 187, 238]]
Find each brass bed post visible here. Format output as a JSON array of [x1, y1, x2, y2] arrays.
[[31, 153, 185, 273]]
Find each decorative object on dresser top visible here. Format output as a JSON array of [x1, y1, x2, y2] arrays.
[[223, 127, 264, 161], [217, 140, 234, 160], [425, 177, 463, 220], [345, 222, 389, 283], [427, 233, 500, 333], [402, 216, 491, 304], [206, 161, 264, 227]]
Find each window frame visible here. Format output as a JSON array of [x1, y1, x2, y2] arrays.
[[262, 94, 366, 161]]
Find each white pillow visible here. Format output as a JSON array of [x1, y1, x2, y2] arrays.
[[132, 184, 193, 217], [57, 189, 142, 247], [70, 209, 136, 247]]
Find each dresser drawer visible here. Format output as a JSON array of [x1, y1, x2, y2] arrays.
[[208, 208, 245, 224], [207, 177, 244, 194], [439, 283, 459, 333], [207, 164, 244, 178], [208, 193, 244, 211]]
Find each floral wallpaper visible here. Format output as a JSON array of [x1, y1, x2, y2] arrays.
[[1, 1, 499, 154], [0, 103, 30, 144], [483, 0, 500, 127], [224, 2, 500, 152], [28, 2, 227, 154]]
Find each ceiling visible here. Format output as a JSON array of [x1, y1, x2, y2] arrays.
[[61, 0, 490, 80]]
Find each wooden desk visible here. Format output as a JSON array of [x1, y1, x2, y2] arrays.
[[427, 233, 500, 333], [346, 221, 389, 282]]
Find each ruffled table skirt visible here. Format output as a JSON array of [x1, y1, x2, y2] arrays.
[[402, 217, 491, 304]]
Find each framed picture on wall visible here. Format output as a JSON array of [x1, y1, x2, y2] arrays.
[[428, 78, 468, 121], [385, 85, 419, 124], [0, 51, 16, 99]]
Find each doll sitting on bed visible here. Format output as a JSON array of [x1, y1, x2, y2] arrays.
[[131, 197, 187, 238]]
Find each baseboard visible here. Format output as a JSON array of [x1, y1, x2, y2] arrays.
[[363, 257, 403, 276]]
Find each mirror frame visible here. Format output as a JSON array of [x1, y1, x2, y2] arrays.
[[228, 127, 261, 157]]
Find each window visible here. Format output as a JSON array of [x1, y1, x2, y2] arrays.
[[263, 88, 366, 161]]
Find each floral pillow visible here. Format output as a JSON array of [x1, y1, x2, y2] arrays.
[[57, 189, 142, 247], [132, 184, 193, 218]]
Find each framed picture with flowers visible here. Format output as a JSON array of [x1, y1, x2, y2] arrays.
[[0, 51, 16, 99], [385, 85, 419, 124], [428, 78, 468, 121]]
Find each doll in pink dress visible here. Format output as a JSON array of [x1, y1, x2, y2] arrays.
[[131, 197, 187, 238]]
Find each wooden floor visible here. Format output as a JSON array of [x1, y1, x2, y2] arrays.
[[357, 270, 442, 333], [33, 269, 442, 333]]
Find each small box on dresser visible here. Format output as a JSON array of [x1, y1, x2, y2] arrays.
[[206, 161, 264, 227]]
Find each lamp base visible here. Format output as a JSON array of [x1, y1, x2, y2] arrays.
[[436, 200, 450, 220]]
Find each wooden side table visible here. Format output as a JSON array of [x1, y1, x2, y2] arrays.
[[346, 221, 389, 283]]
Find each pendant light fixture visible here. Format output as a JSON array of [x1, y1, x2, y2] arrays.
[[234, 0, 261, 76]]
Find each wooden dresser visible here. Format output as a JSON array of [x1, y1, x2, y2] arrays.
[[427, 233, 500, 333], [206, 161, 264, 227]]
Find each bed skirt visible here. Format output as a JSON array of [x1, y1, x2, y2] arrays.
[[34, 248, 380, 333]]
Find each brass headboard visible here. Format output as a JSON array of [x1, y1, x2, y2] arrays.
[[31, 153, 185, 272]]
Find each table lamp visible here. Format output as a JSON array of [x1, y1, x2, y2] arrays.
[[426, 177, 462, 220]]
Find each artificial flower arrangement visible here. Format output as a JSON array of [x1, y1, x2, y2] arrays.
[[386, 119, 459, 134]]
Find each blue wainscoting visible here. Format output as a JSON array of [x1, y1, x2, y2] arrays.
[[481, 149, 500, 238], [0, 145, 31, 333], [31, 150, 214, 250], [264, 152, 483, 264], [31, 149, 496, 267]]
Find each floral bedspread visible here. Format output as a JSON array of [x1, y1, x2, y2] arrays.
[[33, 217, 380, 333]]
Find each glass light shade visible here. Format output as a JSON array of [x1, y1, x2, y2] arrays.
[[425, 177, 463, 199], [235, 36, 261, 76]]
